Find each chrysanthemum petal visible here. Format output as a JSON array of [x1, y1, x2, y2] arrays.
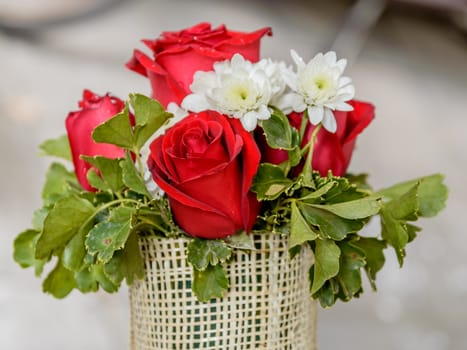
[[308, 105, 324, 125], [241, 111, 258, 131], [336, 58, 347, 73], [324, 51, 337, 66], [256, 104, 271, 120], [322, 108, 337, 133], [290, 49, 306, 70], [181, 93, 210, 112], [190, 71, 218, 93]]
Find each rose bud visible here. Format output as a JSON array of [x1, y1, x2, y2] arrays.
[[65, 90, 126, 191]]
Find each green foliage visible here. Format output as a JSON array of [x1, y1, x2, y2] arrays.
[[349, 237, 386, 290], [43, 260, 77, 298], [192, 264, 229, 302], [36, 195, 96, 259], [92, 107, 134, 149], [377, 174, 448, 217], [260, 108, 296, 151], [39, 135, 72, 161], [310, 238, 340, 294], [380, 184, 419, 266], [42, 163, 79, 206], [13, 93, 174, 298], [13, 230, 46, 276], [92, 95, 172, 152], [187, 238, 232, 270], [120, 152, 151, 197], [13, 91, 448, 308], [187, 238, 232, 301], [86, 206, 136, 263], [253, 165, 447, 306], [251, 163, 293, 200], [130, 93, 173, 148], [289, 201, 318, 249]]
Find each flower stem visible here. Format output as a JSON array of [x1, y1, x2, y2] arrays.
[[132, 148, 145, 180], [299, 109, 309, 143], [302, 123, 322, 180]]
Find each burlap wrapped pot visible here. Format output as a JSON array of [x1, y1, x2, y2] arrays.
[[129, 233, 317, 350]]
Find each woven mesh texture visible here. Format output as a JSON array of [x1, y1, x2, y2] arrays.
[[129, 234, 317, 350]]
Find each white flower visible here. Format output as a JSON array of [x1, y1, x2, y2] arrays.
[[256, 58, 292, 105], [166, 102, 189, 127], [279, 50, 355, 133], [181, 54, 272, 131]]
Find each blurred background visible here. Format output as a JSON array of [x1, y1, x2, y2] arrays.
[[1, 0, 466, 349]]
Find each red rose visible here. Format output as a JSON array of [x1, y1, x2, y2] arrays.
[[259, 100, 374, 176], [126, 22, 272, 107], [65, 90, 126, 191], [148, 110, 261, 239]]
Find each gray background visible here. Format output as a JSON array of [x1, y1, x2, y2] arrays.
[[1, 0, 466, 349]]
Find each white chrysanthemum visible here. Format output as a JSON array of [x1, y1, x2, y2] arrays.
[[279, 50, 355, 133], [181, 54, 272, 131], [256, 58, 292, 105]]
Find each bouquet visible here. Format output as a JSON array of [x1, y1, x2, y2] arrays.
[[13, 23, 447, 307]]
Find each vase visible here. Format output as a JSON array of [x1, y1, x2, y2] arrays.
[[129, 233, 317, 350]]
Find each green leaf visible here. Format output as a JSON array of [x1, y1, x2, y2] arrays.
[[299, 203, 364, 241], [86, 168, 108, 191], [311, 278, 337, 308], [13, 229, 46, 276], [74, 268, 99, 293], [224, 231, 255, 250], [32, 207, 49, 231], [380, 210, 408, 267], [104, 232, 144, 286], [42, 162, 77, 206], [36, 195, 95, 259], [300, 181, 337, 202], [92, 264, 119, 293], [260, 108, 294, 150], [86, 206, 135, 263], [62, 225, 89, 272], [187, 238, 232, 271], [311, 239, 340, 294], [350, 237, 386, 290], [383, 184, 419, 221], [377, 174, 447, 217], [317, 175, 366, 204], [121, 152, 151, 197], [407, 223, 421, 243], [335, 241, 365, 300], [379, 186, 417, 267], [192, 264, 229, 302], [42, 261, 76, 298], [380, 184, 420, 267], [289, 201, 318, 249], [82, 156, 125, 193], [39, 135, 72, 161], [92, 107, 134, 149], [130, 93, 173, 149], [308, 195, 381, 220], [251, 163, 293, 200]]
